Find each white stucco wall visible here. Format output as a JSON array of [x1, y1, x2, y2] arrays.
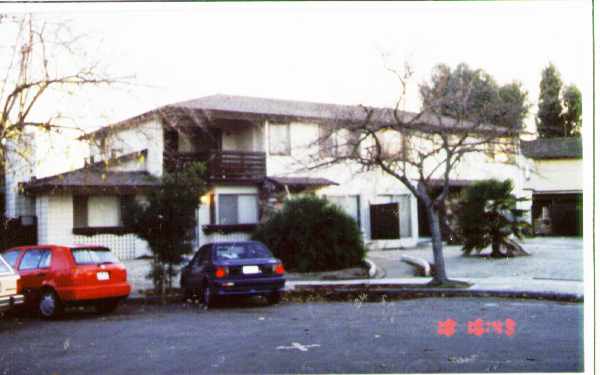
[[35, 193, 150, 259], [261, 121, 530, 249], [90, 118, 164, 177], [37, 194, 74, 245], [525, 159, 582, 193], [4, 136, 36, 219]]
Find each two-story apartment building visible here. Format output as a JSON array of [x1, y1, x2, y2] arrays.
[[8, 95, 530, 259]]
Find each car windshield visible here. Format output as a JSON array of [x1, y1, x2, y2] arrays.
[[71, 248, 119, 265], [214, 243, 273, 261], [0, 255, 12, 274]]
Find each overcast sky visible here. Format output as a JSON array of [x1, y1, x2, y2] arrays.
[[2, 1, 592, 173], [9, 1, 590, 125]]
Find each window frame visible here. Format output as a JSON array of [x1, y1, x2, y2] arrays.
[[269, 123, 291, 156], [377, 194, 413, 239], [217, 193, 259, 225], [72, 195, 134, 235]]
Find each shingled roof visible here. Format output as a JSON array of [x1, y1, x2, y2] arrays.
[[23, 168, 160, 195], [81, 94, 512, 140], [521, 137, 582, 160]]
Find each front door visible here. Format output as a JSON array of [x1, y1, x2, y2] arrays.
[[370, 203, 400, 240]]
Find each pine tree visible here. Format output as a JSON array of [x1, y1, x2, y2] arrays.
[[536, 64, 564, 137], [562, 84, 582, 137]]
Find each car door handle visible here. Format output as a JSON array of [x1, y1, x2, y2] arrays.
[[38, 273, 47, 277]]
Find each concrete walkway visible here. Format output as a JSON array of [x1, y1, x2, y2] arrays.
[[368, 237, 583, 280]]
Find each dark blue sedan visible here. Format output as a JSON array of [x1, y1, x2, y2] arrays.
[[180, 241, 286, 307]]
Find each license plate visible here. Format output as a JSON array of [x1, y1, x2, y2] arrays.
[[242, 265, 261, 275], [96, 272, 110, 281]]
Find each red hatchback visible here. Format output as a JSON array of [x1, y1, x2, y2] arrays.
[[1, 245, 131, 318]]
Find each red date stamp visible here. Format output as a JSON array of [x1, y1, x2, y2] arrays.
[[437, 319, 516, 337]]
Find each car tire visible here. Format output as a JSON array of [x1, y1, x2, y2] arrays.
[[96, 299, 120, 314], [38, 289, 63, 319], [267, 291, 282, 305], [202, 283, 213, 309]]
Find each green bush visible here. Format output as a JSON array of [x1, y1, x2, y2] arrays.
[[252, 196, 366, 272]]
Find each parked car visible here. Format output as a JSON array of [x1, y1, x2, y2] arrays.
[[0, 254, 25, 313], [180, 241, 286, 307], [1, 245, 131, 318]]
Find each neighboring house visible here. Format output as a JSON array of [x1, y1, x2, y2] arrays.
[[521, 137, 582, 236], [7, 94, 530, 259]]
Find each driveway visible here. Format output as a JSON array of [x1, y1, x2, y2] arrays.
[[0, 298, 583, 374], [368, 237, 583, 281]]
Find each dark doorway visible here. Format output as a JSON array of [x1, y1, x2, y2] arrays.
[[370, 203, 400, 240], [532, 193, 582, 236]]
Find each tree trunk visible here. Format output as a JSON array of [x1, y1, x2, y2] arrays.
[[490, 240, 504, 258], [425, 206, 449, 284]]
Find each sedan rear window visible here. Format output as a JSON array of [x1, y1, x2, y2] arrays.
[[214, 243, 273, 260], [71, 248, 119, 265]]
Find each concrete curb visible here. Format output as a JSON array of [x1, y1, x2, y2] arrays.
[[363, 259, 378, 278], [287, 285, 583, 303], [125, 284, 583, 304], [400, 255, 431, 276]]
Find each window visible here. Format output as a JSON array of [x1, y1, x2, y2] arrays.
[[326, 195, 361, 228], [378, 195, 412, 238], [213, 242, 272, 261], [1, 250, 20, 268], [73, 195, 88, 228], [73, 195, 131, 228], [19, 249, 47, 271], [319, 126, 359, 158], [218, 194, 258, 225], [71, 247, 119, 265], [0, 256, 11, 274], [269, 123, 290, 155], [38, 250, 52, 268], [379, 130, 404, 158]]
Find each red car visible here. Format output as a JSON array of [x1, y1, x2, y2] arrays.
[[1, 244, 131, 318]]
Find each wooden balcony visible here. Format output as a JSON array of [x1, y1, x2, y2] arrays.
[[168, 150, 266, 183]]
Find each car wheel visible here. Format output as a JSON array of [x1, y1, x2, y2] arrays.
[[202, 283, 212, 309], [267, 291, 282, 305], [39, 290, 63, 319], [96, 299, 120, 314]]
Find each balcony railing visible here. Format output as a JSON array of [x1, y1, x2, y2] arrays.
[[169, 150, 266, 182]]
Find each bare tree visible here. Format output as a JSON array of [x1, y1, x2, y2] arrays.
[[0, 14, 123, 172], [308, 63, 524, 286]]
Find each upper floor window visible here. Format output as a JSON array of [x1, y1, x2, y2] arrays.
[[319, 126, 360, 158], [269, 123, 290, 156], [378, 129, 405, 158]]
